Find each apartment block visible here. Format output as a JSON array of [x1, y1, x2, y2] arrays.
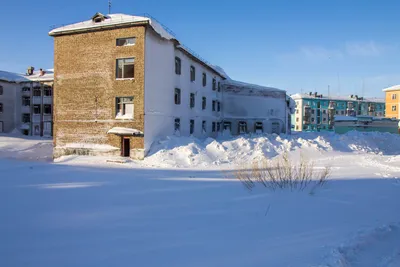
[[382, 85, 400, 119]]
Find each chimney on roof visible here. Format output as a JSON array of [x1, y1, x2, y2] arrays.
[[27, 66, 34, 76], [39, 68, 45, 76]]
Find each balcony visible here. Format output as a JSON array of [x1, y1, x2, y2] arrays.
[[21, 106, 30, 113], [32, 96, 42, 104], [43, 97, 52, 105]]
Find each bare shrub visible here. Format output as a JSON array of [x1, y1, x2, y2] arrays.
[[234, 152, 331, 194]]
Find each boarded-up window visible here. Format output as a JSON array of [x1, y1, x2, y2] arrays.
[[116, 58, 134, 79]]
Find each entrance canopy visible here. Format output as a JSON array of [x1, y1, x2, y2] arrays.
[[107, 127, 143, 136]]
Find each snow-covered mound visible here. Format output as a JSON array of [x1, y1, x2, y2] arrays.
[[145, 131, 400, 167]]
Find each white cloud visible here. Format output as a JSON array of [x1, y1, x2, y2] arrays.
[[344, 41, 387, 57]]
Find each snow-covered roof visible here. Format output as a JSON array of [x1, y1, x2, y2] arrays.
[[49, 13, 227, 78], [107, 127, 143, 136], [291, 93, 384, 103], [49, 13, 174, 40], [383, 84, 400, 92], [222, 79, 286, 93], [0, 69, 54, 83]]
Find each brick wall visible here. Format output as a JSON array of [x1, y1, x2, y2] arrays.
[[53, 25, 146, 156]]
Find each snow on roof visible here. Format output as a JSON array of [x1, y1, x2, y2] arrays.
[[107, 127, 143, 136], [291, 93, 384, 103], [49, 13, 174, 40], [0, 70, 29, 83], [222, 79, 286, 93], [0, 69, 54, 83], [383, 84, 400, 92]]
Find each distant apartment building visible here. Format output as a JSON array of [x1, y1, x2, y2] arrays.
[[0, 67, 54, 136], [382, 85, 400, 119], [49, 12, 294, 159], [291, 92, 385, 132]]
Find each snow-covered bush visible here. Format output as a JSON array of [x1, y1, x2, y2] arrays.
[[234, 152, 330, 194]]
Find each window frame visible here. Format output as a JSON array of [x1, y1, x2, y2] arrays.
[[202, 120, 206, 133], [392, 105, 397, 111], [115, 96, 134, 120], [392, 94, 397, 100], [0, 85, 3, 95], [190, 93, 195, 109], [175, 57, 181, 75], [202, 97, 206, 110], [174, 118, 180, 133], [33, 104, 41, 114], [190, 119, 195, 135], [202, 73, 207, 87], [212, 78, 217, 91], [116, 37, 136, 47], [116, 58, 135, 79], [174, 88, 181, 105], [190, 66, 196, 82], [43, 104, 52, 115]]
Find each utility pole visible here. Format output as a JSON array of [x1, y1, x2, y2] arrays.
[[108, 0, 112, 14]]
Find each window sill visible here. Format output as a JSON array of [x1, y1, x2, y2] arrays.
[[116, 78, 135, 81]]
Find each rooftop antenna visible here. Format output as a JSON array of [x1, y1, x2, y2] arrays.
[[108, 0, 112, 14]]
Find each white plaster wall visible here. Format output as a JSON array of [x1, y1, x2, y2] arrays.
[[0, 81, 19, 133], [144, 29, 223, 154]]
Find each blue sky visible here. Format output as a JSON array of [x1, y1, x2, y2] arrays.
[[1, 0, 400, 97]]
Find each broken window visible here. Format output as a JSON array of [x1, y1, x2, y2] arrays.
[[116, 37, 136, 46], [22, 97, 30, 106], [212, 100, 216, 111], [238, 121, 247, 134], [202, 121, 206, 133], [174, 88, 181, 105], [190, 66, 195, 82], [190, 119, 194, 134], [116, 97, 134, 119], [255, 122, 263, 133], [33, 105, 40, 114], [116, 58, 134, 79], [44, 104, 52, 114], [212, 122, 216, 132], [175, 57, 181, 75], [33, 89, 41, 97], [44, 87, 52, 97], [202, 97, 206, 110], [190, 93, 195, 108], [202, 73, 206, 87], [22, 114, 30, 123], [212, 78, 217, 91], [174, 118, 180, 133]]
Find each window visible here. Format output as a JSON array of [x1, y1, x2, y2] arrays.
[[174, 88, 181, 105], [323, 118, 326, 122], [295, 126, 299, 130], [33, 89, 41, 97], [0, 103, 2, 113], [311, 118, 315, 122], [335, 111, 339, 115], [22, 86, 30, 92], [202, 97, 206, 110], [116, 37, 136, 46], [217, 122, 221, 132], [255, 122, 263, 133], [296, 109, 299, 114], [212, 100, 216, 111], [175, 57, 181, 75], [296, 118, 299, 122], [190, 66, 195, 82], [238, 121, 247, 134], [202, 121, 206, 133], [392, 94, 397, 100], [322, 110, 326, 114], [174, 118, 180, 132], [190, 93, 195, 108], [223, 122, 232, 132], [22, 114, 30, 123], [212, 78, 217, 91], [217, 101, 221, 112], [33, 105, 40, 114], [0, 85, 3, 95], [311, 109, 315, 114], [44, 104, 52, 114], [202, 73, 207, 87], [190, 119, 194, 134], [341, 111, 345, 115], [218, 82, 221, 92], [392, 105, 397, 111], [116, 58, 134, 79], [34, 125, 40, 135], [22, 97, 30, 106], [116, 97, 134, 119], [212, 122, 216, 132], [44, 88, 52, 97]]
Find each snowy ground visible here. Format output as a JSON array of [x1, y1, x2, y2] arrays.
[[1, 132, 400, 267]]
